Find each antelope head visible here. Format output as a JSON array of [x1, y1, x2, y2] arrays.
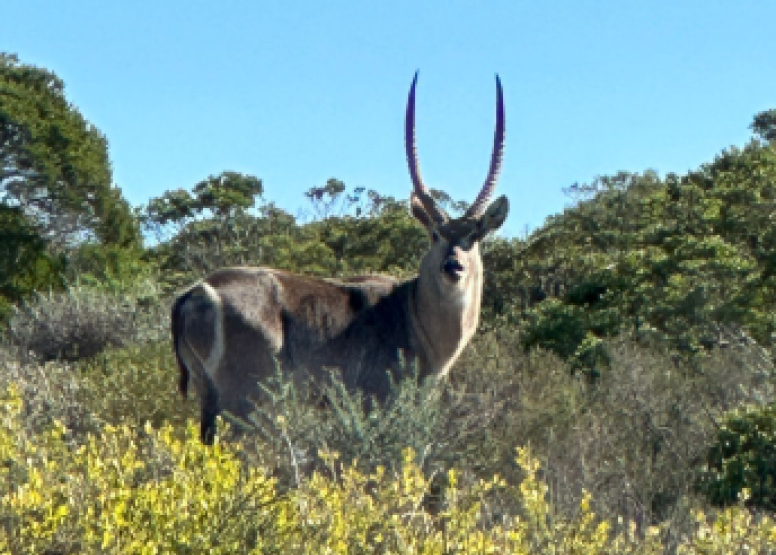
[[405, 73, 509, 304]]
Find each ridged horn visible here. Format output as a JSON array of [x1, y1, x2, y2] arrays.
[[405, 72, 448, 223], [464, 74, 505, 219]]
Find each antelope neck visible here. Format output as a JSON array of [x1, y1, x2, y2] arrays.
[[410, 270, 481, 378]]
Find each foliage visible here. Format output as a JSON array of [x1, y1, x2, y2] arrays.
[[303, 178, 414, 220], [63, 241, 157, 294], [0, 53, 145, 318], [0, 204, 65, 318], [305, 200, 427, 276], [77, 341, 196, 431], [0, 386, 282, 554], [228, 329, 774, 543], [508, 133, 776, 365], [0, 347, 95, 437], [244, 357, 503, 489], [450, 329, 776, 542], [144, 172, 299, 284], [698, 402, 776, 511], [144, 171, 263, 229], [5, 285, 167, 361], [146, 181, 426, 290], [752, 109, 776, 142], [6, 317, 771, 551], [0, 338, 191, 441], [3, 383, 776, 553], [0, 52, 139, 248]]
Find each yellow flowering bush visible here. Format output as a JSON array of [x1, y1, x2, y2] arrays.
[[0, 386, 283, 554], [2, 384, 776, 554], [678, 506, 776, 554], [0, 385, 73, 553]]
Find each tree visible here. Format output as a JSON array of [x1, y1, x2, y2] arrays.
[[0, 52, 139, 248], [144, 171, 270, 278], [751, 109, 776, 142], [144, 171, 263, 228], [513, 126, 776, 365], [0, 205, 65, 319]]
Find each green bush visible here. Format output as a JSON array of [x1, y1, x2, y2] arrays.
[[454, 330, 776, 540], [0, 204, 66, 319], [64, 242, 156, 295], [76, 341, 196, 430], [243, 358, 504, 489], [698, 402, 776, 511]]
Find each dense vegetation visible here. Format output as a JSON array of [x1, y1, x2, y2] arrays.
[[2, 53, 776, 552]]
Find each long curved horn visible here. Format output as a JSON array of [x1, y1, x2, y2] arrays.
[[405, 72, 448, 223], [405, 72, 426, 198], [465, 74, 505, 219]]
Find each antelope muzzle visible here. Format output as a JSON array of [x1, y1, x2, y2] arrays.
[[442, 256, 465, 281]]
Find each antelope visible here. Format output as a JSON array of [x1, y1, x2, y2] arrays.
[[172, 74, 510, 444]]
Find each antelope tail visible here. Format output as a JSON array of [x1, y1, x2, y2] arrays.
[[171, 290, 193, 397]]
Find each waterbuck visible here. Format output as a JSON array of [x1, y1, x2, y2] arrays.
[[172, 74, 510, 444]]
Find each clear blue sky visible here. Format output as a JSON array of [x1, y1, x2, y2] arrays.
[[1, 1, 774, 238]]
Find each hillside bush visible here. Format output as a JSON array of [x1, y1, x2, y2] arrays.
[[64, 242, 157, 294], [2, 308, 774, 552], [0, 339, 195, 443], [0, 347, 95, 436], [453, 329, 776, 544], [0, 204, 66, 322], [5, 285, 167, 362], [698, 402, 776, 511], [0, 385, 282, 554], [3, 384, 776, 554], [242, 358, 505, 492], [76, 341, 196, 431], [226, 327, 774, 541]]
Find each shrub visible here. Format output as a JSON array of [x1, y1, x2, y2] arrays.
[[64, 243, 153, 293], [3, 383, 776, 554], [243, 358, 505, 489], [76, 341, 196, 430], [0, 385, 282, 554], [453, 329, 776, 546], [698, 402, 776, 511], [0, 334, 187, 445], [0, 204, 66, 320], [4, 316, 774, 552], [0, 338, 191, 442], [0, 347, 95, 436], [5, 285, 167, 361]]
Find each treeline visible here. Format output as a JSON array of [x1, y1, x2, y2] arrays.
[[138, 107, 776, 373], [5, 51, 776, 368]]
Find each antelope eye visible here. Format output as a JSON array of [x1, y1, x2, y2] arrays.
[[431, 230, 440, 243]]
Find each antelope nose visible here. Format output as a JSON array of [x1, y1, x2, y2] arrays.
[[443, 257, 465, 280]]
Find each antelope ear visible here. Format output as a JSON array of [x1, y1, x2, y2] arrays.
[[410, 193, 435, 229], [475, 195, 509, 237]]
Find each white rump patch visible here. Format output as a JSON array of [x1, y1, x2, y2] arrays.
[[200, 282, 225, 382], [180, 280, 225, 383]]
